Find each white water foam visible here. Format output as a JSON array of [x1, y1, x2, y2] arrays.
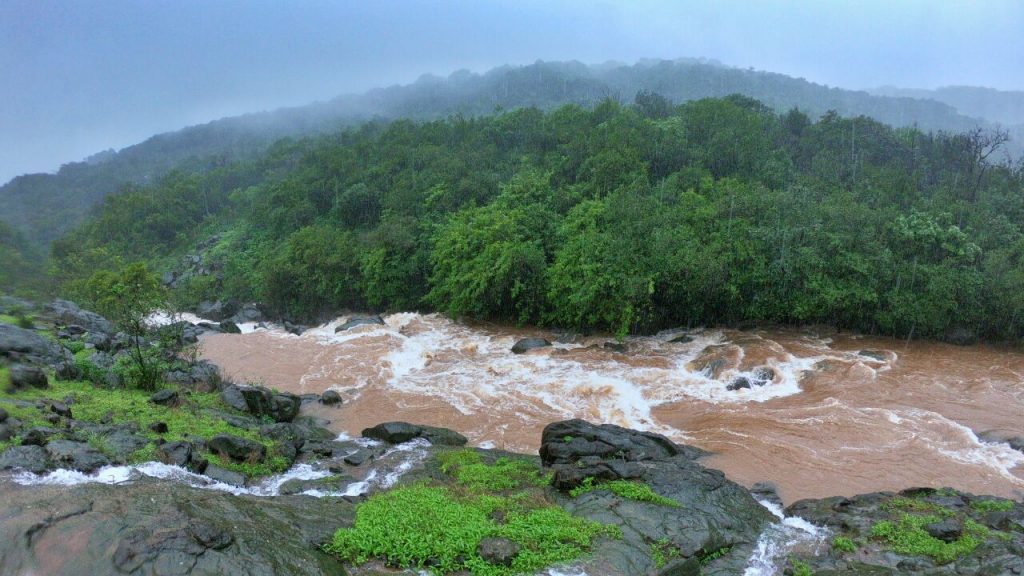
[[744, 499, 828, 576], [10, 438, 430, 498]]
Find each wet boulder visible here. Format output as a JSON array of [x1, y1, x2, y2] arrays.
[[0, 445, 51, 474], [478, 537, 519, 566], [45, 440, 110, 472], [43, 299, 115, 335], [196, 300, 238, 322], [726, 377, 751, 391], [668, 334, 694, 344], [229, 303, 265, 324], [511, 337, 551, 354], [231, 385, 301, 423], [320, 389, 342, 405], [0, 324, 69, 365], [149, 389, 179, 407], [208, 434, 266, 463], [220, 384, 249, 411], [335, 315, 384, 332], [21, 426, 58, 446], [204, 464, 247, 487], [7, 365, 49, 391], [218, 320, 242, 334], [157, 441, 207, 473], [361, 422, 468, 446]]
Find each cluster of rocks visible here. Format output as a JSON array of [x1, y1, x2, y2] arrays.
[[161, 235, 223, 290]]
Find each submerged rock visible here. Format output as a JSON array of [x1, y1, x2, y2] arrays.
[[334, 315, 384, 332], [360, 422, 467, 446], [510, 337, 551, 354]]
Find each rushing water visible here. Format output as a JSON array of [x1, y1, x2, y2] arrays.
[[197, 313, 1024, 504]]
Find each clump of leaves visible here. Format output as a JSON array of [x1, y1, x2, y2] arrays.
[[870, 514, 988, 564], [970, 499, 1014, 513], [831, 536, 856, 554], [790, 557, 814, 576], [570, 477, 680, 508], [649, 537, 681, 568], [326, 483, 616, 575]]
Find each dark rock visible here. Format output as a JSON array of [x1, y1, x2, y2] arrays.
[[188, 519, 233, 550], [0, 424, 10, 442], [149, 389, 179, 406], [1, 325, 71, 367], [149, 422, 168, 434], [232, 385, 301, 422], [859, 349, 888, 362], [0, 478, 352, 575], [45, 440, 110, 472], [157, 441, 194, 468], [658, 557, 701, 576], [603, 341, 627, 352], [44, 299, 115, 334], [220, 384, 249, 411], [320, 390, 343, 405], [343, 448, 375, 467], [334, 315, 384, 332], [54, 360, 83, 381], [511, 337, 551, 354], [668, 334, 694, 344], [540, 419, 694, 467], [283, 321, 306, 336], [978, 430, 1024, 453], [259, 422, 307, 450], [361, 422, 468, 446], [726, 377, 752, 391], [0, 445, 50, 473], [84, 332, 113, 351], [21, 427, 58, 446], [752, 366, 775, 384], [0, 407, 7, 422], [477, 536, 519, 566], [49, 401, 72, 418], [924, 518, 962, 542], [204, 464, 246, 487], [196, 300, 237, 322], [8, 364, 49, 391], [203, 409, 260, 430], [218, 321, 242, 334], [102, 430, 150, 462], [231, 303, 265, 324], [208, 434, 266, 463]]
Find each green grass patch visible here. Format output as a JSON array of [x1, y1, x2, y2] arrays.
[[870, 514, 988, 564], [831, 536, 857, 553], [649, 537, 680, 568], [881, 496, 952, 516], [0, 376, 288, 476], [326, 483, 617, 575], [790, 558, 814, 576], [569, 477, 680, 508], [970, 499, 1014, 513]]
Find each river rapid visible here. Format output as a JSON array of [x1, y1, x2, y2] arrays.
[[198, 313, 1024, 505]]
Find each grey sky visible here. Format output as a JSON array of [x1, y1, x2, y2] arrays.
[[2, 0, 1023, 184]]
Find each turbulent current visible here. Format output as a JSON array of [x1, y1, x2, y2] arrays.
[[198, 313, 1024, 505]]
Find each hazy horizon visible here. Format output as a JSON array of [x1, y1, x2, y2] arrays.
[[3, 0, 1023, 183]]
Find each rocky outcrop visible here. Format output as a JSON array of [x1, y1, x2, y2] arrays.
[[361, 421, 468, 446], [334, 315, 384, 332], [510, 337, 551, 354], [42, 299, 115, 335], [541, 419, 773, 575], [787, 487, 1024, 575], [221, 384, 301, 423], [0, 324, 70, 366], [0, 479, 352, 575], [6, 364, 49, 391]]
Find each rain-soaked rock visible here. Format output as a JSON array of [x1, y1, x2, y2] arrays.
[[149, 389, 179, 406], [204, 464, 247, 487], [0, 445, 51, 474], [208, 434, 266, 463], [334, 315, 384, 332], [320, 390, 342, 405], [477, 537, 519, 566], [234, 385, 301, 423], [7, 364, 49, 391], [511, 337, 551, 354], [0, 478, 353, 575], [219, 320, 242, 334], [45, 440, 110, 472], [43, 299, 115, 335], [361, 422, 467, 446]]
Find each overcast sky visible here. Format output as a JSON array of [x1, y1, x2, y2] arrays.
[[2, 0, 1023, 183]]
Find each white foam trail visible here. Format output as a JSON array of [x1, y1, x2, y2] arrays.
[[10, 439, 430, 498], [744, 499, 827, 576]]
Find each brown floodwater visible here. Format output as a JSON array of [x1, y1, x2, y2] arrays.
[[198, 313, 1024, 505]]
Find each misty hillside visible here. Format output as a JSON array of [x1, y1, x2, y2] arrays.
[[0, 58, 1013, 248]]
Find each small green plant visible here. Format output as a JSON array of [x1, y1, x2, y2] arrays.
[[649, 537, 680, 568], [570, 477, 681, 508], [790, 558, 814, 576], [15, 315, 34, 329], [870, 514, 988, 564], [438, 447, 483, 473], [882, 496, 950, 516], [325, 483, 617, 575], [831, 536, 856, 554], [970, 499, 1014, 513], [563, 435, 574, 442], [699, 545, 732, 566]]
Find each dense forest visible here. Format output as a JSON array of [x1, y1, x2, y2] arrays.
[[47, 93, 1024, 341], [2, 58, 1011, 250]]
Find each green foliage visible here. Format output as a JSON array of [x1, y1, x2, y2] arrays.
[[970, 499, 1014, 513], [326, 484, 614, 575], [569, 477, 680, 508], [831, 536, 857, 553], [870, 514, 988, 564], [649, 537, 681, 568], [47, 95, 1024, 341], [790, 558, 814, 576]]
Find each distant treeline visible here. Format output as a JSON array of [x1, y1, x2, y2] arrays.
[[50, 94, 1024, 341]]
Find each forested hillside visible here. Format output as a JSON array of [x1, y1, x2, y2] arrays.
[[2, 58, 1009, 250], [52, 95, 1024, 341]]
